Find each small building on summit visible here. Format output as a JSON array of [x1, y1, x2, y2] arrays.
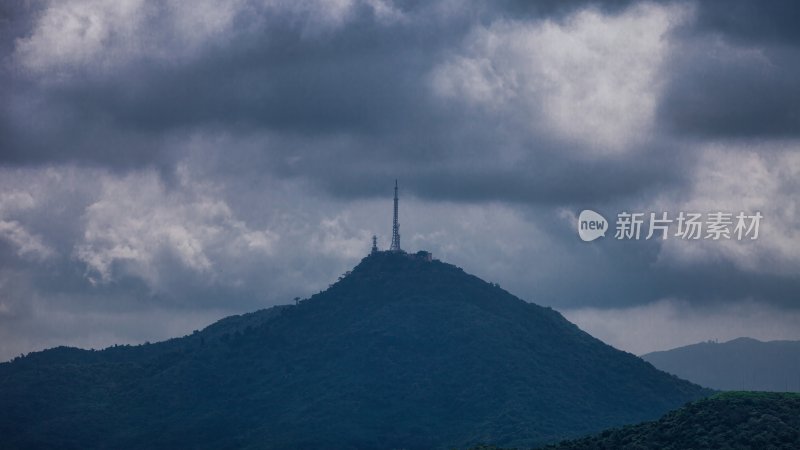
[[414, 250, 433, 262]]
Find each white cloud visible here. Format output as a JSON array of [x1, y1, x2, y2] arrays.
[[0, 191, 37, 211], [431, 2, 688, 153], [74, 167, 277, 289], [364, 0, 405, 24], [311, 214, 375, 259], [0, 220, 55, 261], [13, 0, 404, 79], [0, 189, 56, 261], [14, 0, 150, 76], [563, 298, 800, 355], [657, 143, 800, 275]]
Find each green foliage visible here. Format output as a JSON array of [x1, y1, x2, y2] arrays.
[[0, 252, 710, 449], [540, 392, 800, 449]]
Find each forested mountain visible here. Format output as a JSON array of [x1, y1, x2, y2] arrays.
[[643, 338, 800, 392], [0, 251, 710, 449], [541, 392, 800, 449]]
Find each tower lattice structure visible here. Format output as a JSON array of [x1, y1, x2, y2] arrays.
[[390, 180, 401, 252]]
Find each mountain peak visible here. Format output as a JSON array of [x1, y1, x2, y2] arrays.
[[351, 248, 438, 275], [311, 249, 531, 318], [0, 252, 711, 449]]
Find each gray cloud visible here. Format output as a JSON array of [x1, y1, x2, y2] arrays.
[[688, 0, 800, 46], [0, 0, 798, 360], [658, 0, 800, 138], [563, 298, 800, 355], [659, 40, 800, 138]]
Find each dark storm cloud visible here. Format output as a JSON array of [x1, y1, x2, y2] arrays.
[[3, 0, 797, 172], [541, 232, 800, 311], [315, 148, 687, 205], [0, 0, 684, 206], [497, 0, 638, 18], [0, 0, 799, 359], [659, 48, 800, 138], [0, 1, 40, 54], [658, 0, 800, 138], [0, 0, 463, 168], [689, 0, 800, 45]]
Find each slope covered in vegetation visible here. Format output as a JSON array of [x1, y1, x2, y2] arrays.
[[0, 252, 710, 449], [542, 392, 800, 450], [643, 338, 800, 391]]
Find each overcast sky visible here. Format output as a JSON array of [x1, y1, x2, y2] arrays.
[[1, 0, 799, 359]]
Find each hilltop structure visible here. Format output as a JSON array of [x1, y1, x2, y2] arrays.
[[373, 181, 433, 262], [390, 179, 402, 252]]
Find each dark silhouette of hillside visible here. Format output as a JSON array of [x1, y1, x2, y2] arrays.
[[0, 251, 710, 449], [642, 337, 800, 392], [540, 392, 800, 449]]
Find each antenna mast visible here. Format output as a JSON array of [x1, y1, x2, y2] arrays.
[[390, 180, 401, 252]]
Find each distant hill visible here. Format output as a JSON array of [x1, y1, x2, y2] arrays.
[[642, 338, 800, 392], [540, 392, 800, 449], [0, 251, 710, 449]]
